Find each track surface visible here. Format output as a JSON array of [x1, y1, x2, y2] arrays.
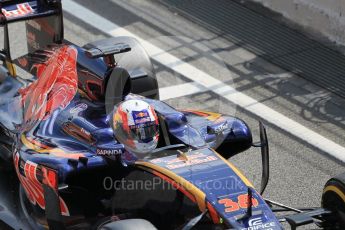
[[2, 0, 345, 229]]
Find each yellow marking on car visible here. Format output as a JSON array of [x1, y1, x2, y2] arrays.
[[182, 109, 222, 121], [323, 185, 345, 203], [202, 111, 223, 121], [6, 61, 16, 77]]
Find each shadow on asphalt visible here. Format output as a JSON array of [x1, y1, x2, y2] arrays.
[[159, 0, 345, 99], [156, 0, 345, 135]]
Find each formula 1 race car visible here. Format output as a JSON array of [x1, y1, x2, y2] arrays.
[[0, 1, 345, 230]]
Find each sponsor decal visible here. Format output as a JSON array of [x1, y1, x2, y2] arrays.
[[134, 117, 151, 124], [70, 103, 88, 114], [134, 111, 149, 118], [96, 148, 123, 156], [249, 217, 263, 226], [133, 110, 151, 124], [149, 152, 218, 169], [214, 122, 228, 133], [150, 152, 205, 164], [241, 216, 277, 230], [208, 122, 229, 134], [62, 122, 95, 144], [218, 193, 259, 213], [150, 158, 163, 164], [14, 153, 70, 216], [2, 3, 34, 19], [80, 128, 90, 136], [166, 156, 217, 169]]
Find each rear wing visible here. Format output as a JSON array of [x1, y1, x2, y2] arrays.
[[0, 0, 62, 25], [0, 0, 63, 76]]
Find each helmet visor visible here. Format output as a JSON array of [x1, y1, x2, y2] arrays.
[[129, 122, 158, 143]]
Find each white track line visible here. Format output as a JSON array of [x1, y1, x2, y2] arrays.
[[63, 1, 345, 162], [159, 82, 208, 100]]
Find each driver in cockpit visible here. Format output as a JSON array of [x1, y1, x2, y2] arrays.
[[112, 99, 160, 155]]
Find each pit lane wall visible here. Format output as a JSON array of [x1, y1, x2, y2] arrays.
[[251, 0, 345, 46]]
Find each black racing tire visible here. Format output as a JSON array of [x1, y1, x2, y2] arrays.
[[99, 219, 157, 230], [322, 172, 345, 229], [104, 67, 132, 114], [84, 36, 159, 100]]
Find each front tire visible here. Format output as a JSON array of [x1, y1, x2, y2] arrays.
[[322, 172, 345, 229], [99, 219, 157, 230]]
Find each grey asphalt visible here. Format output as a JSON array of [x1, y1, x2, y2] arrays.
[[1, 0, 345, 229]]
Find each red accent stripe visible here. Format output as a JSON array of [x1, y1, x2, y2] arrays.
[[20, 46, 78, 129], [181, 110, 209, 117], [28, 163, 36, 180], [207, 202, 220, 224], [20, 178, 34, 201], [149, 106, 158, 125], [42, 167, 58, 189], [60, 198, 69, 216], [24, 163, 30, 177], [118, 105, 129, 132]]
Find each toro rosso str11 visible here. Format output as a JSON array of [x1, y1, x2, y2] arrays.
[[0, 0, 344, 229]]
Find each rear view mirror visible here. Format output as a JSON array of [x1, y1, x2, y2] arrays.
[[207, 121, 228, 135], [252, 121, 269, 195], [259, 121, 269, 195]]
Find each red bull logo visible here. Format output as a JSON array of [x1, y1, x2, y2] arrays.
[[133, 110, 149, 119]]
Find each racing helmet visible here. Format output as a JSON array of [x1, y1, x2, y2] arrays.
[[113, 99, 159, 154]]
